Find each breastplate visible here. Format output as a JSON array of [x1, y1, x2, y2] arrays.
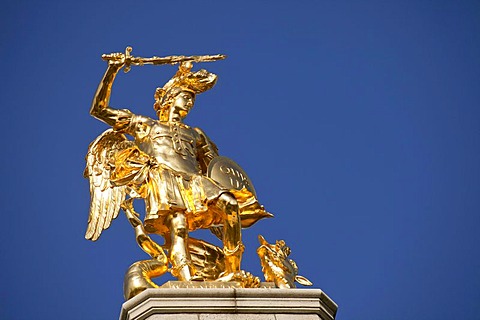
[[167, 122, 196, 158], [144, 122, 199, 172]]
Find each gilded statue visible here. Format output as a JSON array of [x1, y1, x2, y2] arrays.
[[84, 47, 310, 299]]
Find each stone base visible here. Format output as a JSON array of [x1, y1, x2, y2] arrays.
[[119, 282, 337, 320]]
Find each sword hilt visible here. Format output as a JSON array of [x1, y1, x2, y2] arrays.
[[101, 46, 134, 72], [123, 46, 133, 73]]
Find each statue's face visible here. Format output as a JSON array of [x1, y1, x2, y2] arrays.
[[171, 91, 195, 118]]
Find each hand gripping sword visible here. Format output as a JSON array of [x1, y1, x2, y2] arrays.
[[102, 46, 227, 73]]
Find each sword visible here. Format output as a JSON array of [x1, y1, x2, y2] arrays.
[[102, 46, 227, 73]]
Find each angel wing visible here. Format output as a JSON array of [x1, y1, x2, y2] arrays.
[[84, 129, 134, 241]]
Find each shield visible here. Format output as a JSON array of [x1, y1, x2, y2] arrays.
[[207, 156, 257, 197]]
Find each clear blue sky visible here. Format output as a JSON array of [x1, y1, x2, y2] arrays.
[[2, 1, 479, 319]]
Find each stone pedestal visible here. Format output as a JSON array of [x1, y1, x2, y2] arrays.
[[119, 282, 337, 320]]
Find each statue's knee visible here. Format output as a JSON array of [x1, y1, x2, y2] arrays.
[[169, 212, 187, 237], [173, 226, 187, 238], [220, 193, 238, 211]]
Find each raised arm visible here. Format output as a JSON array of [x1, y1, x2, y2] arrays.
[[90, 55, 133, 131]]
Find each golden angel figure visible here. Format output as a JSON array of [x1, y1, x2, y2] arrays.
[[84, 48, 272, 298]]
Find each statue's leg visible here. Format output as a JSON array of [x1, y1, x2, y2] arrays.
[[216, 193, 244, 274], [168, 211, 194, 281]]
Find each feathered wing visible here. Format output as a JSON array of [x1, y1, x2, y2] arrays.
[[84, 129, 133, 241]]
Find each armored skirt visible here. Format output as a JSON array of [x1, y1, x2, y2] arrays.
[[110, 146, 272, 235], [109, 146, 226, 235]]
